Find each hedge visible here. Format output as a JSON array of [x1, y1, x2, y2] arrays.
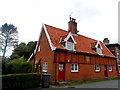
[[2, 73, 41, 90]]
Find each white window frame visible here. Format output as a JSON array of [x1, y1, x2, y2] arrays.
[[108, 65, 112, 72], [38, 46, 40, 52], [66, 41, 74, 51], [71, 63, 79, 72], [96, 48, 102, 55], [95, 64, 100, 72], [43, 62, 48, 72]]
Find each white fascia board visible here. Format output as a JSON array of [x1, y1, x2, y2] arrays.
[[64, 32, 77, 44], [43, 24, 56, 51], [95, 41, 103, 49], [34, 24, 44, 54], [27, 25, 44, 62], [27, 53, 33, 62]]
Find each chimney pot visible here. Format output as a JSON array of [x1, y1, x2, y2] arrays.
[[103, 38, 110, 44]]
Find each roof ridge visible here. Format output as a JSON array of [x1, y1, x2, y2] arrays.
[[45, 24, 100, 42]]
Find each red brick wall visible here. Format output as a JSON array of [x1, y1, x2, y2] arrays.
[[55, 52, 118, 81], [34, 29, 56, 82]]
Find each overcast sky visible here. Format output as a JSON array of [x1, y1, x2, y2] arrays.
[[0, 0, 119, 56]]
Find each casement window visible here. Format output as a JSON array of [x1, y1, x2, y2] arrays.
[[43, 62, 48, 72], [95, 64, 100, 72], [108, 65, 112, 72], [71, 63, 79, 72], [38, 46, 40, 52], [96, 48, 102, 55], [66, 41, 74, 51]]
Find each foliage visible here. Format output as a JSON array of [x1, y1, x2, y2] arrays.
[[2, 56, 33, 74], [2, 73, 41, 89], [0, 23, 18, 60], [10, 41, 37, 60]]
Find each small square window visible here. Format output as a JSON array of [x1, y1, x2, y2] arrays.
[[66, 41, 74, 51], [71, 63, 79, 72], [108, 65, 112, 72], [96, 48, 102, 55], [95, 64, 100, 72]]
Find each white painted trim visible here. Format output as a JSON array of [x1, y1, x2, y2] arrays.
[[71, 63, 79, 72], [65, 41, 76, 51], [108, 65, 112, 72], [64, 32, 77, 44], [27, 24, 44, 62], [43, 24, 56, 51], [27, 23, 56, 62], [27, 53, 33, 62], [95, 64, 100, 72], [95, 41, 103, 49]]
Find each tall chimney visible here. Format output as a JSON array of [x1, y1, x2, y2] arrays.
[[68, 17, 78, 34], [103, 38, 110, 44]]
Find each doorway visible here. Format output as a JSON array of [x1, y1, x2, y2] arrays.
[[58, 63, 65, 81], [104, 65, 108, 77]]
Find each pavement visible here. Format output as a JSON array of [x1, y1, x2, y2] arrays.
[[51, 80, 119, 88], [28, 80, 120, 89]]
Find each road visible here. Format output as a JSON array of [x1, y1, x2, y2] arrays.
[[71, 80, 119, 88], [30, 80, 120, 89]]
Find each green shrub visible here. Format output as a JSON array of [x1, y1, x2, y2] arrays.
[[2, 73, 41, 89], [2, 56, 33, 74]]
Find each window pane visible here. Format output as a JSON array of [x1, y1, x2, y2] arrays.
[[97, 48, 102, 55], [67, 42, 74, 50], [71, 64, 74, 70]]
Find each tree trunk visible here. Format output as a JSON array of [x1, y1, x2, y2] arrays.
[[2, 45, 7, 61]]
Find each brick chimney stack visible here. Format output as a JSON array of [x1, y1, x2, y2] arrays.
[[68, 17, 78, 34], [103, 38, 110, 44]]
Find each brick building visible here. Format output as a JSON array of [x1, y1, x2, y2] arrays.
[[103, 38, 120, 73], [28, 17, 118, 84]]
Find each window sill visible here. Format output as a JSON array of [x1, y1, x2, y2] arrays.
[[42, 70, 47, 73], [95, 70, 100, 72], [71, 70, 79, 73]]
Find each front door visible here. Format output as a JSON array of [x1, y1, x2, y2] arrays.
[[104, 65, 108, 77], [58, 63, 65, 81]]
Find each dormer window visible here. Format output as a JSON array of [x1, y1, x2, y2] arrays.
[[95, 41, 103, 55], [66, 41, 74, 50], [63, 32, 76, 51], [96, 47, 102, 55]]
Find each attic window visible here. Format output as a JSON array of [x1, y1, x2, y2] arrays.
[[95, 41, 103, 55], [66, 41, 74, 51], [96, 48, 102, 55]]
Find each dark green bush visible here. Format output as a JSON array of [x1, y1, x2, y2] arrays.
[[2, 57, 33, 74], [2, 73, 41, 89]]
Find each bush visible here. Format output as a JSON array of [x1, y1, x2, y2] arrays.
[[2, 57, 33, 74], [2, 73, 41, 89]]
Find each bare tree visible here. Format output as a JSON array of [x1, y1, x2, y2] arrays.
[[0, 23, 18, 60]]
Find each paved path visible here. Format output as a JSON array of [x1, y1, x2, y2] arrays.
[[71, 80, 119, 88], [50, 80, 119, 88], [30, 80, 119, 89]]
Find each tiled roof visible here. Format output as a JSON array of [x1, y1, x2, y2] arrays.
[[45, 24, 115, 58]]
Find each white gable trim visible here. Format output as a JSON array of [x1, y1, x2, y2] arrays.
[[64, 32, 77, 44], [95, 41, 103, 49], [27, 23, 56, 62], [27, 53, 33, 62], [43, 24, 56, 51]]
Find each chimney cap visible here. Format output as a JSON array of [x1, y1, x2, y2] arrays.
[[70, 17, 76, 22]]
